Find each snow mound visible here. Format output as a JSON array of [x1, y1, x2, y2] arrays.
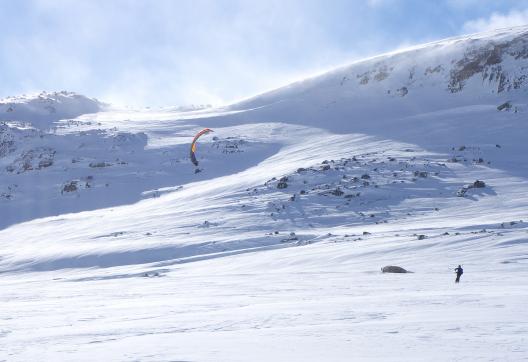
[[0, 91, 104, 128]]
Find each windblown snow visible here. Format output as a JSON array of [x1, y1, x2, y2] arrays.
[[1, 27, 528, 361]]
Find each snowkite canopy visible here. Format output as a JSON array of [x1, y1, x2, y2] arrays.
[[190, 128, 213, 166]]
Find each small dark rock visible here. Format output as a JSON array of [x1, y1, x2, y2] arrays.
[[413, 171, 428, 178], [61, 181, 78, 193], [381, 266, 410, 273], [330, 188, 344, 196], [473, 180, 486, 188], [277, 181, 288, 189], [497, 101, 512, 111], [89, 162, 111, 168]]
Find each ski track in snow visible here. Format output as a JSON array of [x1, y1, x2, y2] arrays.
[[1, 27, 528, 361]]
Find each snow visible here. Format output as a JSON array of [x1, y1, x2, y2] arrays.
[[1, 27, 528, 361], [0, 91, 104, 129]]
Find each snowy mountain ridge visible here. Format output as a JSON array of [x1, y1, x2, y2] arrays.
[[230, 25, 528, 127], [1, 27, 527, 361], [244, 25, 528, 98], [0, 91, 104, 129]]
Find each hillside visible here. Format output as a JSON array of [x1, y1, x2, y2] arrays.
[[0, 91, 103, 128], [1, 27, 527, 361], [232, 26, 528, 118]]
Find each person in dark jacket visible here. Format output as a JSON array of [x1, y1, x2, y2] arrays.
[[454, 265, 463, 283]]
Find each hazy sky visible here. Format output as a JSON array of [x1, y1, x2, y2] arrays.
[[1, 0, 528, 107]]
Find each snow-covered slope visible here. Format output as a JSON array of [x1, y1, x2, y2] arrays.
[[1, 27, 527, 361], [232, 26, 528, 119], [0, 91, 103, 129]]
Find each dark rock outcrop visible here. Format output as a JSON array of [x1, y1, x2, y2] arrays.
[[497, 101, 512, 111], [381, 265, 410, 273], [473, 180, 486, 188]]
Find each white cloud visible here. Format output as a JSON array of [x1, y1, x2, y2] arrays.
[[463, 8, 528, 33], [0, 0, 433, 107], [0, 0, 364, 108]]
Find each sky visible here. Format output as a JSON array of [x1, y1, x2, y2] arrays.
[[1, 0, 528, 107]]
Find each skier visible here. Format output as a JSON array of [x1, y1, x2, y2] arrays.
[[454, 265, 463, 283]]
